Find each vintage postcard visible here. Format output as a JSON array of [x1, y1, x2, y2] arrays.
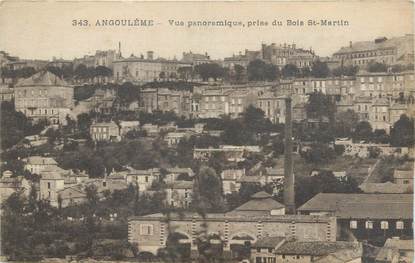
[[0, 1, 413, 262]]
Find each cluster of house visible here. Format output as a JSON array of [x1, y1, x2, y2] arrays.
[[0, 154, 198, 209], [79, 70, 415, 135], [2, 34, 414, 86]]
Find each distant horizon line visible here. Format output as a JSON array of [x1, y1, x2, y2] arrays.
[[3, 33, 413, 62]]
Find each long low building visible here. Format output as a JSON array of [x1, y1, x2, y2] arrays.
[[128, 192, 337, 258], [298, 193, 413, 241]]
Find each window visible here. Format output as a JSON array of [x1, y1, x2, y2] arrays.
[[257, 248, 261, 253], [365, 221, 373, 229], [47, 182, 51, 189], [145, 176, 148, 183], [268, 248, 273, 253], [350, 220, 357, 229], [140, 224, 154, 235], [256, 257, 262, 263], [396, 221, 404, 229], [381, 221, 389, 230], [103, 181, 107, 187]]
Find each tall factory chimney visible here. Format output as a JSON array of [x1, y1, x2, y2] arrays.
[[284, 97, 295, 214]]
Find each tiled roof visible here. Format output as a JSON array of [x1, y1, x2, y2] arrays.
[[298, 193, 413, 219], [275, 241, 360, 256], [375, 238, 414, 262], [16, 71, 69, 87], [253, 236, 285, 248], [40, 165, 70, 180], [314, 245, 363, 263], [234, 192, 284, 212], [334, 35, 413, 54], [359, 182, 412, 194], [23, 156, 57, 166]]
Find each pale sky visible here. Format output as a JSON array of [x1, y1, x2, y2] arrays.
[[0, 1, 413, 61]]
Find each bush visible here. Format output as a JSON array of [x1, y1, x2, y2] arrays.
[[334, 144, 345, 156]]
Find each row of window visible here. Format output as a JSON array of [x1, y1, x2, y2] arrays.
[[350, 220, 406, 230]]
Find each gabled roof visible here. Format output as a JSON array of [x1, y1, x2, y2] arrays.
[[298, 193, 413, 219], [234, 192, 284, 212], [16, 71, 69, 87], [23, 156, 57, 166]]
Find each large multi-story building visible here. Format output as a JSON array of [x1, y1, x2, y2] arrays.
[[14, 71, 74, 125], [356, 71, 415, 99], [261, 43, 316, 69], [113, 52, 191, 84], [298, 193, 413, 242], [90, 121, 120, 141], [128, 192, 337, 257], [257, 92, 286, 123], [181, 51, 211, 66], [332, 35, 414, 68], [73, 48, 122, 69], [223, 50, 262, 69]]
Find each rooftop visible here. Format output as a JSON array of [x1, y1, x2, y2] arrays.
[[233, 191, 284, 212], [275, 241, 361, 256], [16, 71, 69, 87], [252, 236, 286, 248], [23, 156, 58, 166], [298, 193, 413, 219]]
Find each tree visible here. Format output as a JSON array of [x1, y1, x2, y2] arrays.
[[74, 64, 88, 80], [85, 184, 99, 208], [311, 60, 330, 78], [300, 66, 312, 77], [77, 113, 92, 136], [116, 82, 139, 106], [282, 64, 299, 78], [367, 62, 388, 73], [372, 129, 390, 144], [332, 65, 359, 77], [352, 121, 373, 142], [234, 64, 245, 82], [390, 114, 414, 147], [247, 59, 278, 81], [300, 144, 336, 164], [335, 109, 359, 138], [295, 171, 361, 206], [177, 66, 194, 81], [306, 92, 335, 121], [194, 63, 225, 81], [192, 166, 225, 212], [1, 101, 47, 149]]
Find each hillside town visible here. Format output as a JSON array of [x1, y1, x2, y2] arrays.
[[0, 34, 414, 263]]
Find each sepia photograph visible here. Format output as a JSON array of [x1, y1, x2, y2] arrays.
[[0, 1, 413, 262]]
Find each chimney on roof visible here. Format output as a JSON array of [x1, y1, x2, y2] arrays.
[[292, 44, 296, 49], [284, 97, 295, 214], [147, 51, 154, 60], [118, 42, 122, 57], [349, 41, 353, 48]]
